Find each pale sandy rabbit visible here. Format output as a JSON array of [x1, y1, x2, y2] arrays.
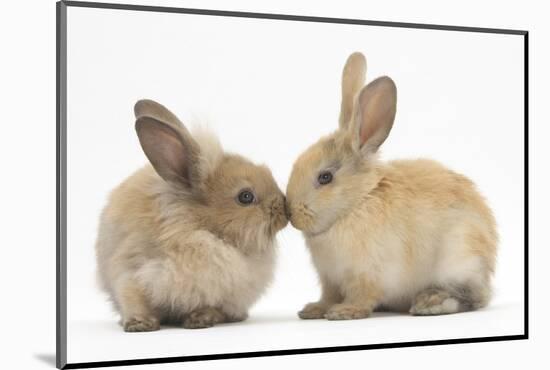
[[96, 99, 287, 331], [286, 52, 497, 320]]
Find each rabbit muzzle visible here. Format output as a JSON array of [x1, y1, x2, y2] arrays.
[[266, 194, 289, 235], [286, 201, 316, 232]]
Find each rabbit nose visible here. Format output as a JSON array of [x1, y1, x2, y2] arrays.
[[269, 195, 285, 213], [284, 200, 292, 219]]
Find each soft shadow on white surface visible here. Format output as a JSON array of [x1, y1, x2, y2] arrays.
[[33, 354, 56, 367], [67, 301, 523, 364]]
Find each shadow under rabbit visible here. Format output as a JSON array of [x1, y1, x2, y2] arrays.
[[85, 301, 509, 335]]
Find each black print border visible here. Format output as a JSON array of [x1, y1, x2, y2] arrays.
[[56, 1, 529, 368]]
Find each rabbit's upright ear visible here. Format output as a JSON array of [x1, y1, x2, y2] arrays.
[[339, 52, 367, 130], [350, 76, 397, 155], [134, 99, 183, 129], [135, 116, 200, 187]]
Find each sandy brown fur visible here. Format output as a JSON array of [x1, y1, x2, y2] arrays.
[[96, 100, 287, 330], [288, 53, 498, 320]]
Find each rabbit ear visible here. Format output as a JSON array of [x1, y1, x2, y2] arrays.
[[339, 52, 367, 129], [134, 99, 183, 130], [350, 76, 397, 155], [135, 116, 200, 187]]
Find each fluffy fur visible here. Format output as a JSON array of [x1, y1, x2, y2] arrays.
[[96, 99, 287, 331], [286, 52, 497, 320]]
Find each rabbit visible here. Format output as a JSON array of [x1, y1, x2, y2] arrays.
[[286, 52, 498, 320], [95, 99, 288, 331]]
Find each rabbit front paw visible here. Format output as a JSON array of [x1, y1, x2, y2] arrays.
[[123, 316, 160, 332], [298, 302, 330, 319], [183, 307, 225, 329], [324, 304, 371, 320]]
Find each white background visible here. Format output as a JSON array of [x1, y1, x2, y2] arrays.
[[63, 2, 526, 364], [0, 0, 546, 369]]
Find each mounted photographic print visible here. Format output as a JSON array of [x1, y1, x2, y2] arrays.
[[56, 1, 528, 368]]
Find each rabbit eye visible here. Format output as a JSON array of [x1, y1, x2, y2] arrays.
[[318, 171, 333, 185], [237, 189, 255, 206]]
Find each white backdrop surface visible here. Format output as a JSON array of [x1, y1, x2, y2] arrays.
[[63, 3, 525, 364], [2, 0, 545, 369]]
